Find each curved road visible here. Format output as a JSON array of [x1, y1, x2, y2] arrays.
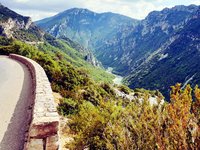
[[0, 56, 32, 150]]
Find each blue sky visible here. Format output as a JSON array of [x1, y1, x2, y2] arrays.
[[1, 0, 200, 21]]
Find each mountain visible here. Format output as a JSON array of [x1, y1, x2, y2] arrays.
[[0, 3, 44, 42], [0, 4, 114, 82], [36, 6, 199, 75], [95, 5, 199, 75], [126, 8, 200, 97], [35, 8, 139, 50], [37, 5, 200, 98], [0, 4, 99, 67]]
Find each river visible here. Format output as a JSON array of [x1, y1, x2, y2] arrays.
[[106, 67, 123, 85]]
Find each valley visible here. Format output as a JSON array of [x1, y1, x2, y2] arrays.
[[106, 67, 123, 85], [0, 2, 199, 150], [36, 5, 200, 98]]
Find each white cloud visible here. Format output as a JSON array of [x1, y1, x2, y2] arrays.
[[193, 0, 200, 5], [1, 0, 199, 21], [74, 0, 163, 19], [15, 0, 29, 3], [14, 9, 57, 21]]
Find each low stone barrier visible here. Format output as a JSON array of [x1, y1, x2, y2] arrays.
[[9, 54, 60, 150]]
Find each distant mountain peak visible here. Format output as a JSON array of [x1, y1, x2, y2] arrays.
[[35, 4, 200, 98], [36, 8, 138, 48], [59, 7, 95, 16], [144, 4, 199, 23], [171, 4, 198, 11], [69, 8, 92, 12]]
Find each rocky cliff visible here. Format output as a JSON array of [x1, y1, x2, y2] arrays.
[[37, 5, 200, 98], [0, 4, 44, 42], [126, 7, 200, 98], [36, 8, 139, 50]]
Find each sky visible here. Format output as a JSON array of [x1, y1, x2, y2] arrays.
[[1, 0, 200, 21]]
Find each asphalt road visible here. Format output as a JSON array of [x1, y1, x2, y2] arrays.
[[0, 56, 32, 150]]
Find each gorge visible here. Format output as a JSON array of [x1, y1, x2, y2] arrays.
[[0, 2, 199, 149], [36, 5, 200, 98]]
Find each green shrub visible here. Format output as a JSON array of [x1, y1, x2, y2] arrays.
[[117, 85, 131, 94], [57, 98, 78, 116]]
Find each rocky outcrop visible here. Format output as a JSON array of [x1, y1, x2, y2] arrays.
[[0, 18, 16, 37], [0, 4, 44, 41], [57, 36, 101, 67], [85, 52, 101, 67], [0, 17, 32, 38], [0, 4, 32, 38], [9, 54, 60, 150]]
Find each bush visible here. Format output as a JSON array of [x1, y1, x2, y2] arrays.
[[117, 85, 131, 94], [57, 98, 78, 116], [65, 84, 200, 150]]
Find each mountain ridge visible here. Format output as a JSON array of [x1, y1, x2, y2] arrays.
[[126, 7, 200, 97], [0, 4, 199, 149], [36, 5, 200, 98], [0, 4, 45, 42], [0, 4, 114, 82], [36, 8, 139, 49]]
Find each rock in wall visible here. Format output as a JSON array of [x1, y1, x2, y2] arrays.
[[9, 54, 60, 150]]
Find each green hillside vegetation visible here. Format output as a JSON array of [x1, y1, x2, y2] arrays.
[[0, 4, 199, 150], [13, 27, 43, 42], [0, 36, 199, 150], [39, 35, 114, 83], [64, 84, 199, 150], [0, 36, 113, 92], [0, 36, 118, 114]]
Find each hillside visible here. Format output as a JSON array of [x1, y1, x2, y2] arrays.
[[0, 3, 44, 42], [0, 3, 200, 150], [126, 8, 200, 98], [0, 4, 113, 83], [37, 5, 200, 98], [95, 5, 199, 74], [36, 8, 139, 50]]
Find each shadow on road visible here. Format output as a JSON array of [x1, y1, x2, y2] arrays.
[[0, 61, 33, 150]]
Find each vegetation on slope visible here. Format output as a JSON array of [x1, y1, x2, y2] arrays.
[[0, 36, 199, 150], [0, 36, 113, 95], [126, 9, 200, 99], [64, 84, 200, 150], [38, 36, 114, 83], [1, 4, 199, 149]]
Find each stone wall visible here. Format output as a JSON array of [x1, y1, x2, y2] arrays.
[[9, 54, 60, 150]]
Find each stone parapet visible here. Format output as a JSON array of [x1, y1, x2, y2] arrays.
[[9, 54, 59, 150]]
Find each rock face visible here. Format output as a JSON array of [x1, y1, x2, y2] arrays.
[[0, 4, 44, 41], [126, 7, 200, 98], [85, 52, 100, 67], [37, 5, 200, 98], [9, 54, 60, 150], [58, 36, 101, 67], [36, 8, 139, 50], [95, 5, 199, 75]]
